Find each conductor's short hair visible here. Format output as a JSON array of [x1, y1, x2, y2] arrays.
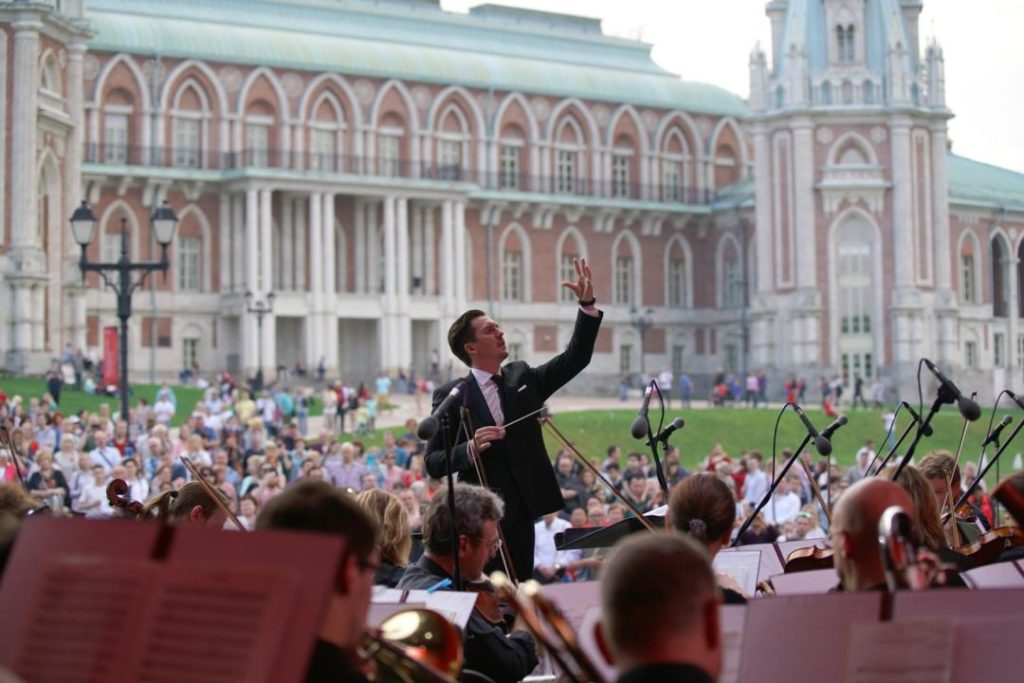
[[447, 309, 486, 367]]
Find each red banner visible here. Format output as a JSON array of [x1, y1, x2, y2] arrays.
[[102, 326, 119, 387]]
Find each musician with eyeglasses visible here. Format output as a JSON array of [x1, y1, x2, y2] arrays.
[[397, 483, 538, 683]]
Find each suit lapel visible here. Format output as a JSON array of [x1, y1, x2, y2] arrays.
[[464, 373, 495, 431]]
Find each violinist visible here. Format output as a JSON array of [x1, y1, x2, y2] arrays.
[[891, 465, 970, 582], [918, 452, 989, 543], [257, 480, 378, 683], [397, 483, 538, 683], [667, 473, 747, 604], [831, 478, 914, 591], [141, 481, 228, 526], [598, 532, 721, 683]]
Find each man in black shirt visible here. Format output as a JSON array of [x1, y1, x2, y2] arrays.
[[599, 532, 721, 683], [257, 480, 379, 683], [397, 483, 538, 683]]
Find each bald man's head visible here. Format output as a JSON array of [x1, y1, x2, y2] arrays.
[[831, 478, 914, 591]]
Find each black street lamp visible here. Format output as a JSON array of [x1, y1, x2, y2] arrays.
[[245, 290, 275, 391], [70, 200, 179, 422], [629, 306, 655, 378]]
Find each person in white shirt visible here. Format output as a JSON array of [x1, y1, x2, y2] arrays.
[[75, 464, 113, 518], [657, 368, 674, 408], [846, 441, 875, 485], [153, 396, 175, 425], [742, 452, 769, 509], [533, 512, 573, 583], [89, 430, 121, 473], [764, 476, 802, 525]]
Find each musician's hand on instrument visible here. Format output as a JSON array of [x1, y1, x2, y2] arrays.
[[472, 426, 505, 454]]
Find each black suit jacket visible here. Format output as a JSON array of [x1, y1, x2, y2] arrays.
[[425, 309, 602, 519]]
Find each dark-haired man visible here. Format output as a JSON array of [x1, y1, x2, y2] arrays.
[[398, 483, 538, 683], [425, 258, 601, 579], [257, 480, 379, 683]]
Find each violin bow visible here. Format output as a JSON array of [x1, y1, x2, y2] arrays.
[[0, 419, 33, 496], [542, 416, 657, 532], [180, 455, 246, 531]]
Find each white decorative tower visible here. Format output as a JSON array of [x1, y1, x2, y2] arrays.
[[749, 0, 955, 396]]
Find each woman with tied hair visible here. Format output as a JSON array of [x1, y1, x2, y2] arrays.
[[355, 488, 411, 587], [667, 472, 747, 603]]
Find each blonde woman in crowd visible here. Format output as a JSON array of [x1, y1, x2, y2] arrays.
[[355, 488, 411, 587]]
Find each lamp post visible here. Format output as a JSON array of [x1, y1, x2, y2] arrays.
[[245, 290, 275, 391], [629, 306, 655, 380], [70, 200, 179, 422]]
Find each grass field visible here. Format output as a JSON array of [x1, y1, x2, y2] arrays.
[[538, 405, 1021, 484]]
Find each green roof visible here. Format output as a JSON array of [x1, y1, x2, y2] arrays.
[[947, 153, 1024, 210], [84, 0, 747, 117]]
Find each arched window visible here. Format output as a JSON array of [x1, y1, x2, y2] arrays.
[[309, 94, 345, 172], [611, 133, 635, 199], [614, 237, 636, 306], [992, 236, 1010, 318], [835, 215, 876, 381], [245, 100, 274, 167], [502, 249, 523, 302], [171, 81, 208, 168], [39, 52, 61, 94], [661, 128, 692, 203], [436, 105, 469, 181], [378, 111, 405, 178], [499, 123, 526, 190], [103, 88, 133, 164], [667, 241, 688, 308], [836, 25, 855, 63], [554, 117, 583, 195], [959, 236, 977, 304]]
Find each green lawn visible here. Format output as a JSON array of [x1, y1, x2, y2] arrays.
[[0, 377, 204, 426], [539, 405, 1020, 485]]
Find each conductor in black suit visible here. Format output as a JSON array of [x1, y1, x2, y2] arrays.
[[425, 258, 602, 580]]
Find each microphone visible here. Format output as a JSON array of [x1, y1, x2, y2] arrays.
[[630, 384, 655, 440], [416, 382, 466, 441], [647, 417, 685, 445], [1005, 390, 1024, 411], [900, 400, 933, 437], [923, 359, 981, 421], [792, 404, 832, 456], [982, 415, 1013, 449], [821, 414, 848, 440]]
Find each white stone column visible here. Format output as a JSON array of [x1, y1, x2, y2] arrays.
[[355, 201, 367, 294], [453, 200, 467, 311], [1009, 256, 1020, 372], [411, 202, 423, 296], [439, 201, 455, 358], [308, 192, 324, 368], [295, 198, 307, 292], [368, 203, 380, 297], [10, 19, 40, 249], [282, 197, 294, 290], [218, 196, 231, 292], [244, 189, 259, 373], [31, 285, 45, 350], [396, 197, 412, 370], [232, 193, 244, 293], [64, 41, 86, 257], [424, 205, 436, 296], [890, 118, 915, 291], [791, 119, 816, 290], [260, 188, 276, 384], [12, 287, 32, 353], [322, 193, 338, 373], [751, 123, 774, 295], [383, 196, 398, 371]]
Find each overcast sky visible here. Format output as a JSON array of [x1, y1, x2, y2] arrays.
[[444, 0, 1024, 174]]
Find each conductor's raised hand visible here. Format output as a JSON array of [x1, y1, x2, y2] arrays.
[[560, 257, 594, 303]]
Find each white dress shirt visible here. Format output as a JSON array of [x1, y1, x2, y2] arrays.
[[470, 367, 505, 426]]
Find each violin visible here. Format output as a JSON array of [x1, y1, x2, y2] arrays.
[[956, 527, 1024, 567], [784, 545, 834, 573], [106, 478, 144, 518], [464, 577, 514, 630]]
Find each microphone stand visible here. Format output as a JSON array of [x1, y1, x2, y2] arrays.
[[439, 411, 462, 590], [733, 432, 813, 546], [868, 420, 918, 476], [643, 383, 670, 501], [953, 418, 1024, 512], [891, 383, 957, 481]]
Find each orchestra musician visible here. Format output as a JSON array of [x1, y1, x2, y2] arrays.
[[667, 473, 747, 603], [598, 532, 721, 683], [354, 489, 411, 588], [891, 465, 971, 579], [256, 479, 379, 683], [830, 478, 915, 591], [918, 451, 990, 543], [141, 481, 228, 526], [425, 257, 602, 579], [397, 483, 538, 683]]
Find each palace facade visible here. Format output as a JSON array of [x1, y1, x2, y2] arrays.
[[1, 0, 1022, 400]]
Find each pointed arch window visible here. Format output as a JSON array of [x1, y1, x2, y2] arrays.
[[668, 247, 687, 309], [615, 255, 634, 306], [836, 25, 856, 63], [959, 239, 977, 304], [177, 235, 201, 291], [502, 251, 523, 302]]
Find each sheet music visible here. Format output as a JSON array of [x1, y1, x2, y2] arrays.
[[713, 551, 760, 597], [720, 605, 747, 683], [372, 588, 477, 630], [844, 619, 954, 683], [952, 616, 1024, 682], [538, 581, 601, 633]]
